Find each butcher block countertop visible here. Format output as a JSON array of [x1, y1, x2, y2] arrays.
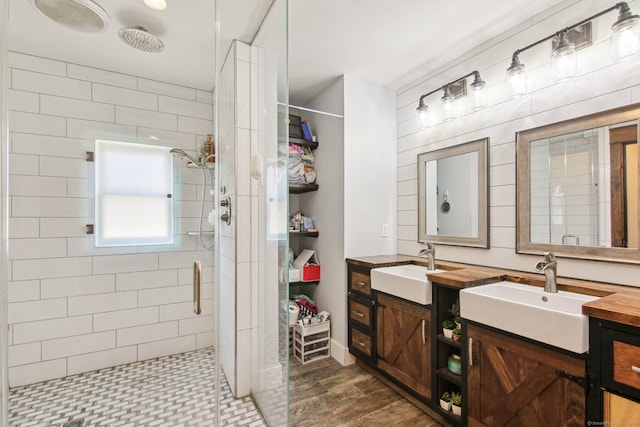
[[346, 255, 640, 327]]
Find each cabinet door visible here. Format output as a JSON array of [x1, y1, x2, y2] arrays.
[[376, 293, 431, 399], [604, 392, 640, 424], [467, 323, 585, 427]]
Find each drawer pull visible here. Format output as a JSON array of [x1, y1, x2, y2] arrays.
[[352, 310, 364, 318], [632, 366, 640, 374], [353, 338, 366, 347], [354, 281, 366, 287]]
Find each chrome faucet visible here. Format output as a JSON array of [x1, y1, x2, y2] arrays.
[[535, 252, 558, 293], [418, 242, 436, 270]]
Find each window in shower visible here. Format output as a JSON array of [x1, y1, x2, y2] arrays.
[[94, 140, 174, 247]]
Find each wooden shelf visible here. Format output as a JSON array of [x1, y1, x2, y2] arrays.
[[435, 407, 462, 425], [289, 230, 319, 237], [289, 183, 319, 194], [290, 281, 320, 286], [289, 137, 318, 149], [436, 334, 462, 349], [436, 367, 461, 386]]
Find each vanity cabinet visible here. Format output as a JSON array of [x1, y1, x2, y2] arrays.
[[588, 317, 640, 424], [347, 264, 376, 363], [376, 292, 431, 400], [467, 323, 585, 426]]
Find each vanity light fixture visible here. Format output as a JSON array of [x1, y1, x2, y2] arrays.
[[415, 70, 487, 129], [505, 2, 640, 99]]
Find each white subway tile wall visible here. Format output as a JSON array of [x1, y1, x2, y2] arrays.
[[7, 52, 215, 387], [395, 0, 640, 284]]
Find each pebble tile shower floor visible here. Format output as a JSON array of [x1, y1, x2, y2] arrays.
[[8, 347, 266, 427]]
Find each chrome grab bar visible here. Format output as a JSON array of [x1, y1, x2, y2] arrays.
[[193, 259, 202, 315]]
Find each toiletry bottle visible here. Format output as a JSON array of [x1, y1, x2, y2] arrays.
[[204, 134, 215, 163]]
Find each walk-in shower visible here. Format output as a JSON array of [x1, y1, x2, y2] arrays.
[[170, 148, 216, 249]]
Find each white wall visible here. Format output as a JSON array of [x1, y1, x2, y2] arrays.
[[396, 0, 640, 285], [7, 52, 215, 387], [302, 74, 396, 363]]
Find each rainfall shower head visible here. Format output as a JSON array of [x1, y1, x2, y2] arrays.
[[170, 148, 201, 166], [119, 26, 164, 53]]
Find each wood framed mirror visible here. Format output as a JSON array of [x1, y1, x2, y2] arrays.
[[516, 103, 640, 263], [417, 138, 489, 248]]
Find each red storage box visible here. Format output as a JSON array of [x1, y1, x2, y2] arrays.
[[293, 249, 321, 282]]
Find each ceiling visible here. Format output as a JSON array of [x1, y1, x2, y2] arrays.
[[9, 0, 567, 103]]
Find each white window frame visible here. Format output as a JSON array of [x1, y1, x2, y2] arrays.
[[94, 140, 174, 247]]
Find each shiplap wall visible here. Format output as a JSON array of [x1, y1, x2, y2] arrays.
[[396, 0, 640, 285]]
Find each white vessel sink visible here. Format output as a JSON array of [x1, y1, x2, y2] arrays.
[[460, 281, 599, 354], [370, 264, 444, 305]]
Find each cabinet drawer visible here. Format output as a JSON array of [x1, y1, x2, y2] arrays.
[[349, 297, 373, 330], [350, 327, 373, 358], [601, 326, 640, 400], [349, 271, 372, 296], [614, 340, 640, 390]]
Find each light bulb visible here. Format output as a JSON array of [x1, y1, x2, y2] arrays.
[[441, 86, 456, 122], [416, 103, 430, 129], [552, 32, 577, 82], [505, 54, 527, 99], [469, 73, 488, 111], [611, 7, 640, 62]]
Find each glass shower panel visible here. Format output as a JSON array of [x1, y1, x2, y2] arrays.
[[251, 0, 290, 425], [3, 1, 217, 425]]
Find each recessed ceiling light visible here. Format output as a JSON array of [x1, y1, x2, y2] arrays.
[[143, 0, 166, 11]]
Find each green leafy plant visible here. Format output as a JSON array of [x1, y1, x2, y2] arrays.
[[449, 300, 462, 324], [450, 391, 462, 406], [442, 319, 456, 330], [440, 391, 452, 402], [452, 328, 461, 336]]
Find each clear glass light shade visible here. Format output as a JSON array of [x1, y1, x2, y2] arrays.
[[469, 80, 488, 111], [551, 38, 577, 82], [611, 15, 640, 62], [416, 104, 430, 129], [505, 62, 527, 99], [441, 91, 456, 122]]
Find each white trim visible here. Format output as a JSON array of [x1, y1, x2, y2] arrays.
[[330, 339, 356, 366]]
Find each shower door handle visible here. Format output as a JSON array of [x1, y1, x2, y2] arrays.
[[193, 260, 202, 315]]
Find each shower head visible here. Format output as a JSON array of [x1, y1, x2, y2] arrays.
[[119, 26, 164, 53], [31, 0, 110, 33], [170, 148, 201, 166]]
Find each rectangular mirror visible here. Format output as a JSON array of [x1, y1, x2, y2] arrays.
[[517, 103, 640, 263], [418, 138, 489, 248]]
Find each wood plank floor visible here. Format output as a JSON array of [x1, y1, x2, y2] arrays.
[[289, 357, 443, 426]]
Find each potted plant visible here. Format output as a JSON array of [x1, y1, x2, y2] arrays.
[[439, 391, 452, 411], [442, 319, 456, 338], [452, 327, 462, 343], [450, 391, 462, 416], [449, 300, 462, 329]]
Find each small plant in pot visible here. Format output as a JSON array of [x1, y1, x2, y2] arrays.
[[439, 391, 452, 411], [452, 327, 462, 343], [442, 319, 456, 339], [449, 300, 462, 329], [450, 391, 462, 416]]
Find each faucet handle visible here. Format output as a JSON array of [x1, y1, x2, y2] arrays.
[[420, 242, 435, 250], [543, 252, 556, 262]]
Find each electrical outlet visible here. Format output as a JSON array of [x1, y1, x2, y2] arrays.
[[382, 223, 389, 238]]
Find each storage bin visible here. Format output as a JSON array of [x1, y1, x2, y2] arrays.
[[293, 320, 330, 364]]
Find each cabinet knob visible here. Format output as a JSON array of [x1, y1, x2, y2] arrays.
[[352, 310, 364, 318], [632, 365, 640, 374]]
